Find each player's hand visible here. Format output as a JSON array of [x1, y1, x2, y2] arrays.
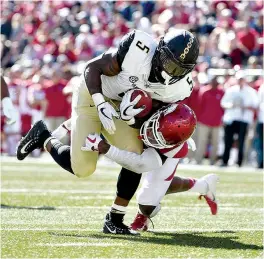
[[2, 97, 17, 125], [120, 90, 144, 125], [81, 133, 103, 152], [97, 102, 119, 135]]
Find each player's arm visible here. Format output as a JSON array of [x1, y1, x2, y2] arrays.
[[84, 30, 135, 95], [1, 76, 16, 125], [82, 133, 162, 174], [83, 31, 136, 135], [84, 52, 121, 95]]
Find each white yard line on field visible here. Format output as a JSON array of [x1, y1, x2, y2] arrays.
[[1, 205, 262, 212], [1, 155, 263, 174], [1, 188, 263, 198], [1, 188, 114, 194]]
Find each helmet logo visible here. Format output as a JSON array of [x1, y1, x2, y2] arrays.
[[180, 37, 194, 60]]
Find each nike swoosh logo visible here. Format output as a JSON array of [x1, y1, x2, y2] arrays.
[[105, 224, 116, 234], [20, 140, 33, 154], [123, 105, 134, 116], [100, 107, 111, 120], [87, 137, 96, 143]]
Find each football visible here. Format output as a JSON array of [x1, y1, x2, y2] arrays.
[[130, 89, 153, 118]]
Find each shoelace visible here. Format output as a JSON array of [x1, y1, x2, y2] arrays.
[[148, 217, 155, 230]]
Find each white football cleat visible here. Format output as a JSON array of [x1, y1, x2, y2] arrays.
[[199, 174, 219, 215]]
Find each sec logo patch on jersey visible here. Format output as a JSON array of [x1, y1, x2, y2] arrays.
[[129, 76, 139, 88]]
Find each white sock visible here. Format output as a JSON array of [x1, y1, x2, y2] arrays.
[[43, 137, 56, 151], [188, 178, 208, 195], [52, 125, 68, 140], [111, 204, 127, 214]]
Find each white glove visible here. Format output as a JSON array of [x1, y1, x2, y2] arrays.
[[92, 93, 119, 135], [81, 133, 103, 152], [120, 90, 144, 125], [2, 97, 17, 125]]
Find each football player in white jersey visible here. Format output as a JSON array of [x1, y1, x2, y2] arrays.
[[16, 29, 199, 235], [83, 103, 218, 233]]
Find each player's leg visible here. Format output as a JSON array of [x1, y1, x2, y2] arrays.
[[70, 111, 101, 177], [131, 158, 179, 231], [52, 119, 71, 140], [131, 158, 219, 231], [17, 77, 101, 177], [102, 119, 143, 235], [167, 173, 219, 215]]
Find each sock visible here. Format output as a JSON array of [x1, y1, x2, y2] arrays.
[[188, 178, 208, 195], [52, 119, 71, 140], [111, 204, 127, 214], [167, 176, 196, 194], [46, 138, 74, 174], [109, 204, 127, 225]]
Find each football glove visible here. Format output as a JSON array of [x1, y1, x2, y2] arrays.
[[92, 93, 119, 135], [120, 90, 144, 125], [2, 97, 17, 125], [81, 133, 103, 152]]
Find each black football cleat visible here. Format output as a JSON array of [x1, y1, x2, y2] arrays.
[[16, 120, 51, 160], [103, 213, 139, 235]]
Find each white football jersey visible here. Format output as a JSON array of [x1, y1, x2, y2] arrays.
[[100, 30, 194, 103]]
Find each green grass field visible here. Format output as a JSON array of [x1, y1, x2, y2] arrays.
[[1, 157, 263, 259]]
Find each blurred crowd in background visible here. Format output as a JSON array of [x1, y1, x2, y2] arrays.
[[1, 0, 263, 168]]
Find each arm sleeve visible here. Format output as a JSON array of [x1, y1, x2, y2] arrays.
[[105, 146, 163, 174], [116, 30, 136, 68], [159, 142, 189, 158]]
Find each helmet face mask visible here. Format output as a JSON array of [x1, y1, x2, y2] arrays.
[[140, 104, 197, 149], [140, 111, 175, 149], [151, 30, 199, 86]]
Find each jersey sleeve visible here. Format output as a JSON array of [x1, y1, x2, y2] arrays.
[[116, 30, 136, 68], [159, 142, 189, 158]]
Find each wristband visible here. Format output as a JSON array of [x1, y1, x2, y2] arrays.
[[92, 93, 105, 107], [2, 97, 14, 109]]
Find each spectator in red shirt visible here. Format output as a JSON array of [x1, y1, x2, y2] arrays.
[[43, 70, 68, 132], [195, 76, 225, 164], [237, 23, 259, 57]]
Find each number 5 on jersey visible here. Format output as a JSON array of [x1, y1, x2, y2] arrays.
[[136, 41, 150, 53]]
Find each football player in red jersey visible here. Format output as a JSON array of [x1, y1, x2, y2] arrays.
[[1, 75, 17, 125], [83, 102, 219, 233]]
